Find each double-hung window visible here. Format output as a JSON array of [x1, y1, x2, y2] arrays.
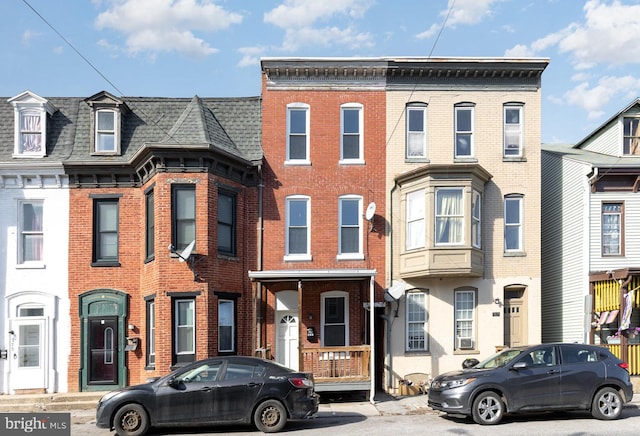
[[406, 189, 425, 250], [171, 185, 196, 252], [286, 103, 309, 163], [145, 188, 154, 261], [504, 195, 523, 253], [623, 117, 640, 155], [338, 195, 362, 259], [472, 190, 482, 248], [285, 196, 310, 260], [9, 92, 55, 158], [435, 188, 464, 245], [218, 191, 236, 256], [504, 104, 523, 157], [406, 104, 427, 159], [218, 299, 235, 353], [406, 291, 428, 352], [602, 203, 623, 255], [454, 104, 474, 158], [454, 289, 476, 350], [146, 298, 155, 368], [96, 110, 117, 153], [19, 200, 44, 264], [18, 111, 44, 155], [340, 103, 363, 163], [174, 298, 195, 364], [93, 197, 119, 265]]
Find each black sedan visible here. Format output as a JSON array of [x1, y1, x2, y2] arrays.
[[96, 356, 319, 435], [428, 343, 633, 425]]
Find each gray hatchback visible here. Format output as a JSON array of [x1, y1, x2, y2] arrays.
[[428, 343, 633, 425]]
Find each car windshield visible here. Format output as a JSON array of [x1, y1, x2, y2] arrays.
[[474, 348, 523, 369]]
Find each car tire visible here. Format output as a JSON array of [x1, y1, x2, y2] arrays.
[[253, 399, 287, 433], [471, 391, 504, 425], [113, 403, 150, 436], [591, 387, 623, 420]]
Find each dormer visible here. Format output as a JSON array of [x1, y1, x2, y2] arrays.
[[8, 91, 56, 158], [85, 91, 129, 156]]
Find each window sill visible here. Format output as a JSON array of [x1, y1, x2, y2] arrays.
[[339, 159, 365, 165], [91, 261, 121, 267], [453, 349, 480, 355], [336, 253, 365, 261], [285, 160, 311, 166], [12, 153, 45, 159], [91, 151, 120, 156], [16, 262, 46, 269], [405, 157, 429, 163], [404, 350, 430, 356], [504, 251, 526, 257], [503, 156, 526, 162], [284, 254, 312, 262], [218, 253, 239, 261], [453, 157, 478, 163], [144, 255, 155, 264]]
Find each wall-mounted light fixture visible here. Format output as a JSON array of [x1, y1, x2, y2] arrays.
[[128, 324, 135, 331], [308, 313, 313, 320], [494, 298, 502, 306]]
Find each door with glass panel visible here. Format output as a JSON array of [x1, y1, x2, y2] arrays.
[[88, 317, 118, 384], [11, 318, 46, 391]]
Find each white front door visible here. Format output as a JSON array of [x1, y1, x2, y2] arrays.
[[277, 312, 298, 371], [10, 318, 47, 391]]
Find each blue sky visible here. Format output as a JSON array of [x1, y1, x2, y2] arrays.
[[3, 0, 640, 144]]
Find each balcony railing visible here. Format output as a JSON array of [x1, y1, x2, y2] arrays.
[[301, 346, 371, 382]]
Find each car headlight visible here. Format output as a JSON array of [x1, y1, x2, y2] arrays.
[[441, 377, 476, 390]]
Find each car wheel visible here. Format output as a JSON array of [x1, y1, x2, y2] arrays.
[[471, 391, 504, 425], [113, 403, 149, 436], [253, 399, 287, 433], [592, 387, 623, 420]]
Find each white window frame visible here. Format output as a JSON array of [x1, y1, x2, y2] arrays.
[[175, 299, 195, 355], [18, 200, 44, 266], [623, 117, 640, 155], [321, 291, 349, 347], [218, 299, 235, 353], [95, 109, 118, 153], [406, 291, 428, 352], [340, 103, 364, 164], [602, 203, 623, 256], [337, 195, 363, 260], [9, 93, 55, 158], [504, 195, 523, 253], [406, 189, 425, 250], [435, 187, 464, 246], [472, 190, 482, 249], [504, 104, 523, 157], [147, 300, 155, 367], [454, 105, 474, 158], [406, 104, 427, 159], [285, 195, 311, 261], [286, 103, 310, 165], [454, 289, 476, 350]]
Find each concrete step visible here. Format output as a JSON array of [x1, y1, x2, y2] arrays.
[[0, 392, 103, 412]]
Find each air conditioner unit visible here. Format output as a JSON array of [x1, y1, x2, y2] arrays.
[[458, 337, 474, 350]]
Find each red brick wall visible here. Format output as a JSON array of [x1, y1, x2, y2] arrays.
[[68, 172, 258, 390]]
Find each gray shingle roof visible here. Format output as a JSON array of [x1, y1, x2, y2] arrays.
[[0, 93, 262, 165]]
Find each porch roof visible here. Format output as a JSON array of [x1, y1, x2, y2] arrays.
[[248, 269, 377, 282]]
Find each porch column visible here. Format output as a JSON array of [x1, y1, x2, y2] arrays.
[[369, 274, 375, 404]]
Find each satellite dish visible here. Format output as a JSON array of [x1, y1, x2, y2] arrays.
[[178, 240, 196, 263], [365, 202, 376, 221], [386, 281, 406, 300]]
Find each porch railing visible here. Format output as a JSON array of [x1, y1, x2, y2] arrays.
[[602, 344, 640, 375], [300, 346, 371, 382]]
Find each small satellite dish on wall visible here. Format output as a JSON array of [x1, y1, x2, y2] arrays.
[[385, 281, 406, 301], [178, 240, 196, 263], [365, 202, 376, 221]]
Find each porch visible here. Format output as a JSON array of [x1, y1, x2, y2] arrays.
[[301, 345, 371, 392]]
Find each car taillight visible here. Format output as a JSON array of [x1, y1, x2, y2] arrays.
[[289, 377, 314, 388], [618, 362, 629, 371]]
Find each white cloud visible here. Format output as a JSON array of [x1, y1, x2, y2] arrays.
[[22, 30, 40, 46], [95, 0, 242, 58], [237, 46, 266, 68], [264, 0, 374, 52], [417, 0, 506, 39], [561, 75, 640, 119]]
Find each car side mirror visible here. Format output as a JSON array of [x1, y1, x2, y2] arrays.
[[167, 377, 179, 388], [511, 361, 528, 370]]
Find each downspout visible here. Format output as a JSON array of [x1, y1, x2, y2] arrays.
[[256, 164, 264, 353]]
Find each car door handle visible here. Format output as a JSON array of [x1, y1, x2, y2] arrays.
[[246, 382, 259, 388], [547, 370, 560, 375], [199, 387, 212, 392]]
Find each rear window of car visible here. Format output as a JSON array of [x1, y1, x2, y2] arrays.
[[223, 363, 267, 380], [560, 346, 598, 364]]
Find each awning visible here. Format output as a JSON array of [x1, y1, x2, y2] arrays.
[[248, 269, 377, 282]]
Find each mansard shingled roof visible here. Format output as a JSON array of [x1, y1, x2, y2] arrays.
[[0, 93, 262, 165]]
